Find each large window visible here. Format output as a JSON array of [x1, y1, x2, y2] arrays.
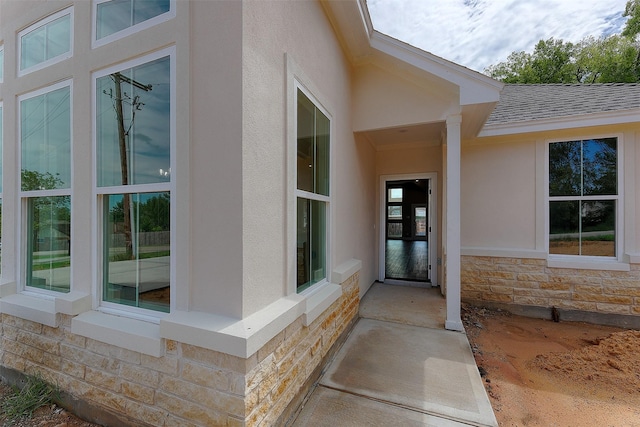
[[95, 50, 172, 314], [94, 0, 173, 46], [548, 138, 618, 257], [19, 8, 73, 75], [296, 88, 330, 292], [19, 82, 72, 292]]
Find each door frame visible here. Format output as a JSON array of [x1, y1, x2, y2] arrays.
[[379, 173, 438, 286]]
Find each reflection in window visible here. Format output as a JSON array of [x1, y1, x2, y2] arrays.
[[96, 56, 170, 187], [296, 88, 329, 292], [96, 0, 171, 40], [96, 50, 173, 313], [387, 206, 402, 219], [21, 86, 71, 190], [26, 196, 71, 292], [20, 83, 72, 292], [103, 192, 170, 312], [388, 188, 403, 202], [549, 138, 617, 257], [20, 9, 72, 73]]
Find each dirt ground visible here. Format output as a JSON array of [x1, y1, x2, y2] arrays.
[[463, 305, 640, 427], [0, 381, 98, 427]]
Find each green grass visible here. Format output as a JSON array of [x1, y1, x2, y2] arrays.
[[109, 250, 170, 262], [31, 260, 70, 271], [2, 374, 60, 422]]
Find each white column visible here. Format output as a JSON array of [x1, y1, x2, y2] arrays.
[[445, 115, 463, 331]]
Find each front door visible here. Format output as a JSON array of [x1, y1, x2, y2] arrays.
[[383, 178, 431, 283]]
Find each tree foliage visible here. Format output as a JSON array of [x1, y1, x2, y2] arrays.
[[485, 1, 640, 83]]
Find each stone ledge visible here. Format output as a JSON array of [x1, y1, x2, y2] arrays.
[[72, 311, 163, 357], [0, 293, 58, 327]]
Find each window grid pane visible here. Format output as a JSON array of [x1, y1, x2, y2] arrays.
[[103, 192, 170, 312], [26, 196, 71, 292], [549, 138, 617, 258], [96, 56, 171, 187], [21, 86, 71, 191], [20, 13, 71, 71], [296, 88, 330, 292], [97, 0, 171, 40]]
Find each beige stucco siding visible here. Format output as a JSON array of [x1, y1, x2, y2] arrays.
[[189, 1, 244, 316], [240, 0, 376, 316], [461, 140, 537, 250], [352, 63, 458, 132]]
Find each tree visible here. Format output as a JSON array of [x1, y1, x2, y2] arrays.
[[622, 0, 640, 38], [485, 36, 640, 83]]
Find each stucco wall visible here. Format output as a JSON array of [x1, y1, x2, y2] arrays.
[[461, 139, 537, 250], [240, 0, 376, 316]]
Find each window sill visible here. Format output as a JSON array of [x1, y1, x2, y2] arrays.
[[0, 290, 91, 328], [72, 311, 163, 357], [301, 282, 342, 326], [161, 295, 306, 359], [547, 258, 630, 271]]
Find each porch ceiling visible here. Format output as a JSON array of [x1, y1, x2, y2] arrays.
[[359, 122, 444, 150]]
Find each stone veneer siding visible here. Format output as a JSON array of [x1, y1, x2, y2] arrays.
[[461, 256, 640, 316], [0, 272, 360, 427]]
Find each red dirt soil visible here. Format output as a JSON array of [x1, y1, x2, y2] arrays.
[[463, 305, 640, 427]]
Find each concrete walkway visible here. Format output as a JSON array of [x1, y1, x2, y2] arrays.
[[291, 283, 498, 427]]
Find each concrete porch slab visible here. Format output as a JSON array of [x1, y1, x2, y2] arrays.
[[319, 318, 497, 426], [293, 386, 471, 426]]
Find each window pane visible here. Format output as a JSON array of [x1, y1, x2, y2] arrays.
[[21, 26, 46, 70], [583, 138, 617, 196], [387, 223, 402, 238], [133, 0, 171, 25], [97, 56, 171, 186], [549, 141, 581, 197], [103, 192, 170, 312], [297, 91, 314, 193], [20, 14, 70, 71], [296, 89, 329, 196], [581, 200, 615, 257], [387, 206, 402, 219], [388, 188, 403, 202], [296, 198, 326, 291], [549, 201, 579, 255], [415, 206, 427, 237], [21, 86, 71, 190], [46, 15, 71, 59], [315, 108, 330, 196], [26, 196, 71, 292], [97, 0, 170, 40]]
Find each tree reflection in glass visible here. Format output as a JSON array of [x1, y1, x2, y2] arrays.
[[549, 138, 617, 257]]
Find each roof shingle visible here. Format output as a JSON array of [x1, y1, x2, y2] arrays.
[[485, 83, 640, 126]]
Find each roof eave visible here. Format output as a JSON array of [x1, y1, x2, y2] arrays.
[[479, 109, 640, 138]]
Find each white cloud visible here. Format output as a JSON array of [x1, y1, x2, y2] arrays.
[[367, 0, 629, 72]]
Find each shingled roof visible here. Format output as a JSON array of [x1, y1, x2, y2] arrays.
[[485, 83, 640, 126]]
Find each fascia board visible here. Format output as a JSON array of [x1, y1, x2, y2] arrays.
[[368, 31, 503, 105], [479, 108, 640, 138]]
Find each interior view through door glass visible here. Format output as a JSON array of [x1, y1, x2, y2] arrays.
[[385, 179, 429, 282]]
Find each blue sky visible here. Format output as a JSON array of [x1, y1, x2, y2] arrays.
[[367, 0, 630, 72]]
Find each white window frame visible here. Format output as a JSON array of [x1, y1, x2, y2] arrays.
[[0, 102, 3, 276], [293, 82, 332, 295], [92, 0, 176, 49], [18, 7, 74, 77], [545, 134, 623, 265], [18, 80, 74, 295], [92, 47, 176, 321]]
